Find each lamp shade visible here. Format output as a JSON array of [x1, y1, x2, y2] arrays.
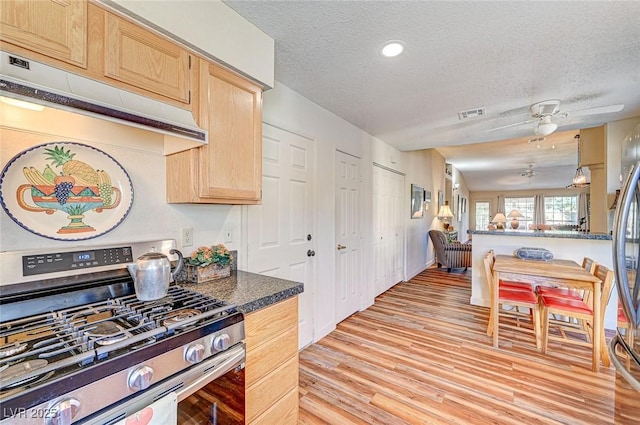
[[437, 201, 454, 218], [491, 213, 507, 223], [491, 212, 507, 230], [507, 209, 523, 219]]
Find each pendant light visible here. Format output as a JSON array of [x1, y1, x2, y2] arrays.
[[571, 134, 589, 187]]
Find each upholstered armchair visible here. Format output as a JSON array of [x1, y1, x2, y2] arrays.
[[428, 230, 472, 272]]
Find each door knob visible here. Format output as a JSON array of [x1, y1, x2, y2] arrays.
[[307, 250, 316, 257], [337, 244, 347, 250]]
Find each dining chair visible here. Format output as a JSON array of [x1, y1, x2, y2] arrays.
[[540, 263, 614, 369], [617, 303, 635, 370], [536, 257, 595, 301], [484, 250, 540, 349]]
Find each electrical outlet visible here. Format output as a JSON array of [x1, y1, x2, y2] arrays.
[[224, 227, 233, 243], [181, 228, 193, 247]]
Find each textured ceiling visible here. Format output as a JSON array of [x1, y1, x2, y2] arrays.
[[437, 130, 584, 192], [224, 1, 640, 191]]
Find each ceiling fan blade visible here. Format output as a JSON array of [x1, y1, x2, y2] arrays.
[[564, 104, 624, 118], [488, 118, 535, 132]]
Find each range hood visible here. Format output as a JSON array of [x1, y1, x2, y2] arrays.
[[0, 51, 207, 148]]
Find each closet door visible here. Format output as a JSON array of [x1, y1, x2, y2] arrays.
[[373, 165, 405, 297]]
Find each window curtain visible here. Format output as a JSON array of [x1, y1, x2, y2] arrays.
[[578, 192, 589, 231], [533, 194, 545, 225], [497, 195, 505, 214]]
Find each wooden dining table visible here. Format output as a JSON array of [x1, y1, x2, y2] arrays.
[[492, 255, 604, 372]]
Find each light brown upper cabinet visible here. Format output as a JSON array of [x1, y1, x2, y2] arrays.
[[167, 60, 263, 204], [103, 13, 191, 105], [0, 0, 87, 68]]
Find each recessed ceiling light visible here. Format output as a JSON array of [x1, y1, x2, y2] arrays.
[[380, 41, 405, 58]]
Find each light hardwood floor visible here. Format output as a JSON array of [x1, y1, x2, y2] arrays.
[[298, 267, 640, 424]]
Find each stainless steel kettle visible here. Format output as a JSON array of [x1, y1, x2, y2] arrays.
[[127, 248, 184, 301]]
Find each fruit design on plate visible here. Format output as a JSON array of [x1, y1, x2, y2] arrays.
[[15, 143, 124, 235]]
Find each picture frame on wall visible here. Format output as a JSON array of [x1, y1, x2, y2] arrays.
[[462, 197, 467, 213], [424, 190, 432, 211], [411, 184, 424, 219], [437, 190, 444, 212], [457, 194, 462, 218]]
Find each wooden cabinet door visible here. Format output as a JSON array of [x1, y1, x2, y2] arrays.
[[245, 297, 299, 425], [0, 0, 87, 67], [103, 13, 190, 104], [197, 61, 262, 201]]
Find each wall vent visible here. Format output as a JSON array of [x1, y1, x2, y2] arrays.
[[458, 107, 486, 120]]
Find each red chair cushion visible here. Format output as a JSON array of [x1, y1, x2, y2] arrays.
[[498, 288, 537, 304], [500, 280, 534, 292], [540, 296, 593, 314], [618, 304, 629, 323], [537, 286, 582, 300]]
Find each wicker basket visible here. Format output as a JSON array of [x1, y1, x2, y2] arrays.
[[182, 263, 231, 284]]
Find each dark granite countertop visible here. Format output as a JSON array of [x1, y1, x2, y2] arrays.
[[177, 270, 303, 314], [467, 229, 612, 240]]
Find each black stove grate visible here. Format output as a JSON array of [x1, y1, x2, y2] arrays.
[[0, 285, 234, 393]]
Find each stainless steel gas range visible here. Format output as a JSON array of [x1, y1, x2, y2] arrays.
[[0, 240, 245, 425]]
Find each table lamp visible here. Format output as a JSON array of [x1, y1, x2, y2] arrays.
[[507, 209, 524, 229], [437, 201, 454, 230], [491, 212, 507, 230]]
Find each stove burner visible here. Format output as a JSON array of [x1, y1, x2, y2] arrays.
[[2, 360, 48, 389], [86, 321, 130, 346], [0, 342, 28, 359], [162, 308, 201, 327]]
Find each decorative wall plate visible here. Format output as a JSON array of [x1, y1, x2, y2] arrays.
[[0, 142, 134, 241]]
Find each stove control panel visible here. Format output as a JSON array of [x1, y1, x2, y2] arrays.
[[22, 246, 133, 276]]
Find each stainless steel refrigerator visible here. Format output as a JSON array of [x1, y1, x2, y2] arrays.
[[610, 123, 640, 391]]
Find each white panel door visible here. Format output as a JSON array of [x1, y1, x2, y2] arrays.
[[335, 151, 361, 323], [373, 165, 405, 296], [247, 123, 315, 349]]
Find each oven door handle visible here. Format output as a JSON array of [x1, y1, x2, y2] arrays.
[[177, 344, 245, 401]]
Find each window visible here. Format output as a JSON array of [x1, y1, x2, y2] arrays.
[[544, 196, 578, 227], [504, 197, 534, 230], [475, 201, 490, 230]]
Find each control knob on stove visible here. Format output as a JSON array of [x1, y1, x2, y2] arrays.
[[212, 333, 230, 352], [128, 365, 154, 391], [185, 343, 205, 363], [46, 398, 80, 425]]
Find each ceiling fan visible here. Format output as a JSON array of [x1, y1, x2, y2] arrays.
[[520, 165, 537, 178], [490, 99, 624, 136]]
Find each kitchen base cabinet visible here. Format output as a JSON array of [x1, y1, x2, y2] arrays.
[[250, 386, 298, 425], [245, 296, 299, 424], [167, 61, 262, 204]]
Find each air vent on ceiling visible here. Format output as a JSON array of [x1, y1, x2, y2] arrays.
[[458, 107, 486, 120]]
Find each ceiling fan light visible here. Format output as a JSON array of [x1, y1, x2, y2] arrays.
[[535, 121, 558, 136]]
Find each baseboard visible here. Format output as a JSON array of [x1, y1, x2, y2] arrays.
[[406, 262, 428, 281], [314, 322, 336, 343]]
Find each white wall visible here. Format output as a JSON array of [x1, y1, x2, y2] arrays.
[[0, 106, 243, 266], [262, 82, 445, 341]]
